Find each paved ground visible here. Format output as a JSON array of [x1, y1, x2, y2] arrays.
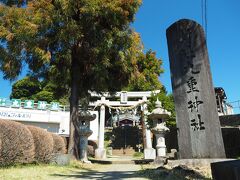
[[53, 156, 152, 180], [53, 163, 150, 180], [0, 157, 212, 179]]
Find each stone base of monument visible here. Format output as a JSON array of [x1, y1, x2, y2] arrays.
[[144, 148, 156, 160], [167, 149, 178, 160], [167, 159, 235, 168], [50, 154, 71, 166], [211, 160, 240, 180], [153, 157, 167, 166], [95, 148, 106, 159]]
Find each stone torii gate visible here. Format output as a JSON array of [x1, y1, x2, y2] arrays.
[[89, 91, 160, 160]]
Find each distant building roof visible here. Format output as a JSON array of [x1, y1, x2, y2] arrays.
[[215, 87, 227, 100]]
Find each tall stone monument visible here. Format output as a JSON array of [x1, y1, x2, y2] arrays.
[[166, 19, 225, 158]]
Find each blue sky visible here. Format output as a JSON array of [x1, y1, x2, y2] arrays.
[[0, 0, 240, 111], [131, 0, 240, 111]]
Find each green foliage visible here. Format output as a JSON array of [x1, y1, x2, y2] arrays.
[[133, 152, 143, 158], [0, 0, 142, 92], [147, 87, 176, 128], [125, 49, 163, 91], [123, 33, 163, 91], [10, 76, 68, 103], [0, 0, 147, 158], [31, 90, 54, 102], [10, 77, 41, 100], [41, 82, 69, 103]]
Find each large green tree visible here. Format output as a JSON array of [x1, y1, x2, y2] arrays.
[[10, 76, 41, 100], [0, 0, 142, 159], [10, 76, 67, 103], [125, 49, 163, 91], [123, 32, 163, 91]]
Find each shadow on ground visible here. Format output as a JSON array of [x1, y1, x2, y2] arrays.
[[51, 165, 210, 180], [52, 170, 146, 180]]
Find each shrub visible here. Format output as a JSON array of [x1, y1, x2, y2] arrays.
[[88, 140, 97, 157], [27, 126, 54, 163], [52, 134, 67, 154], [0, 120, 35, 166]]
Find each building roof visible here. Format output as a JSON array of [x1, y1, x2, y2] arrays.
[[215, 87, 227, 100]]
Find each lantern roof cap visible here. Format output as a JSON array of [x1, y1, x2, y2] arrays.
[[149, 99, 171, 119]]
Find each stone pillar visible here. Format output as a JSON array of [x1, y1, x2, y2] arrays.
[[166, 19, 225, 158], [95, 97, 106, 159], [145, 128, 152, 149], [143, 96, 156, 159]]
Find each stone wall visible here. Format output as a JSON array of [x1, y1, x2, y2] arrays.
[[165, 114, 240, 158], [165, 127, 179, 152], [221, 128, 240, 158], [219, 114, 240, 127], [219, 114, 240, 158]]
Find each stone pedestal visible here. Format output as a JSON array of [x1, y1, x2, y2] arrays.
[[79, 128, 92, 163], [144, 148, 156, 160], [155, 133, 167, 157], [152, 125, 169, 159], [95, 148, 106, 159]]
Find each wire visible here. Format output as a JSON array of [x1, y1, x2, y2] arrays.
[[201, 0, 204, 28], [205, 0, 208, 39], [201, 0, 208, 40]]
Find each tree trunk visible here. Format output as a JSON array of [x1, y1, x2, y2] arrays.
[[68, 49, 80, 159]]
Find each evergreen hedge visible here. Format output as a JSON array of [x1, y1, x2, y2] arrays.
[[0, 120, 68, 166], [0, 120, 35, 166], [52, 133, 67, 154], [27, 126, 54, 163]]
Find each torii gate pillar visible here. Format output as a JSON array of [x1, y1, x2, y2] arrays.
[[95, 97, 107, 159], [143, 96, 156, 160]]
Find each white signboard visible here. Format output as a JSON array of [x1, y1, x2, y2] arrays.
[[0, 107, 99, 138], [0, 111, 31, 120], [120, 91, 128, 104]]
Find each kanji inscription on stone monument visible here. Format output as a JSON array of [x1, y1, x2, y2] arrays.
[[166, 19, 225, 158]]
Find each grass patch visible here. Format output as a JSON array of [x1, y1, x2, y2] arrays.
[[0, 160, 98, 180], [133, 152, 144, 159]]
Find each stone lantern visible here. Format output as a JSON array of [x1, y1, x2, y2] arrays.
[[78, 110, 96, 163], [149, 99, 171, 158]]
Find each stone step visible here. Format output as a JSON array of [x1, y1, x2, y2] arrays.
[[90, 156, 153, 165]]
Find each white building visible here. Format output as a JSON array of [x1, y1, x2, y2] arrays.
[[0, 105, 99, 141]]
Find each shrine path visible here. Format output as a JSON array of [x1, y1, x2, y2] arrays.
[[52, 163, 151, 180]]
